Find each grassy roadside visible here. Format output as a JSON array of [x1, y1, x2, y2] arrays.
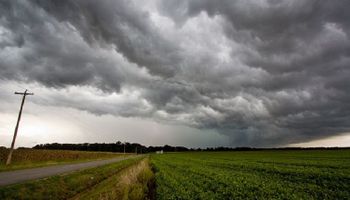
[[72, 157, 155, 200], [0, 149, 129, 172], [0, 156, 144, 200]]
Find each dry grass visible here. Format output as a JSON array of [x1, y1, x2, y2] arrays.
[[0, 149, 126, 171], [74, 157, 155, 200], [0, 157, 142, 200], [119, 158, 149, 185]]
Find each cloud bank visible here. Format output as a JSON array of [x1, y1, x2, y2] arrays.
[[1, 0, 350, 146]]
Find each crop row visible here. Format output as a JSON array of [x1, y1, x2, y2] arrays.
[[151, 150, 350, 199]]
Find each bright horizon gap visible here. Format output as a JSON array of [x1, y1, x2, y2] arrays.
[[1, 105, 349, 149]]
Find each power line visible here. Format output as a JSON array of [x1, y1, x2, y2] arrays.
[[6, 90, 34, 165]]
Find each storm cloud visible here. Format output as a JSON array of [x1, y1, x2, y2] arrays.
[[1, 0, 350, 147]]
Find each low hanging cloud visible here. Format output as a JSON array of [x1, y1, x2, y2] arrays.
[[1, 0, 350, 147]]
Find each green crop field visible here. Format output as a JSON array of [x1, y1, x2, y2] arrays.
[[151, 150, 350, 200]]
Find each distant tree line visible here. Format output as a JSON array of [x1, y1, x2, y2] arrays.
[[32, 142, 349, 153], [32, 142, 192, 153]]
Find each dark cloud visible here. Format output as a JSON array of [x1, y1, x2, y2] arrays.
[[33, 0, 181, 77], [1, 0, 350, 147]]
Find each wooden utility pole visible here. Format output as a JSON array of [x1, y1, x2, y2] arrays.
[[6, 90, 34, 165]]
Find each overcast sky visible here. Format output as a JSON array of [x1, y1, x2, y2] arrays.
[[1, 0, 350, 148]]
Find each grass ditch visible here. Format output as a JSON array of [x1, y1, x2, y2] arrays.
[[72, 157, 155, 200], [0, 156, 143, 200]]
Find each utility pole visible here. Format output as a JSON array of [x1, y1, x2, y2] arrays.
[[6, 90, 34, 165], [123, 142, 126, 154]]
